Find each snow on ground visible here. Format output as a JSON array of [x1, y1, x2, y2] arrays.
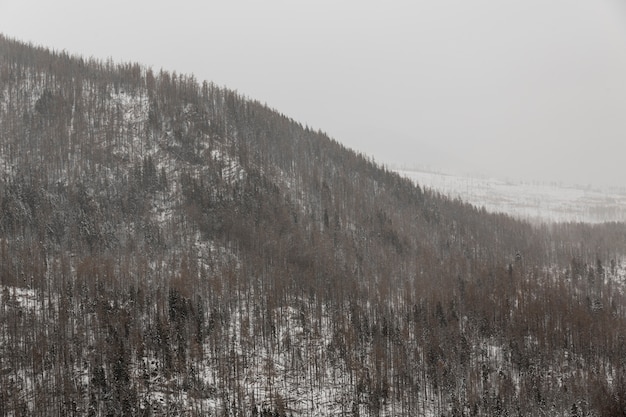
[[1, 285, 43, 315], [399, 169, 626, 224]]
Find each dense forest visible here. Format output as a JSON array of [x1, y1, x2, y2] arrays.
[[1, 34, 626, 416]]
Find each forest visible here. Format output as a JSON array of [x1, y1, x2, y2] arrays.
[[1, 34, 626, 416]]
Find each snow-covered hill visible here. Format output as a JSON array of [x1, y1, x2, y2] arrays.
[[399, 169, 626, 224], [3, 35, 626, 417]]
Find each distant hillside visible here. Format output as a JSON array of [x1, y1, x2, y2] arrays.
[[400, 169, 626, 223], [2, 34, 626, 416]]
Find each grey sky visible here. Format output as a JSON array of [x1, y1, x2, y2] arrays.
[[1, 0, 625, 187]]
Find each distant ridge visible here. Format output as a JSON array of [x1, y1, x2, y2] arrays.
[[399, 168, 626, 224]]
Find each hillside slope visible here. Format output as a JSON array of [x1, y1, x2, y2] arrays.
[[1, 35, 626, 416]]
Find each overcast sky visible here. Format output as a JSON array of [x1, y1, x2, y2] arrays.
[[1, 0, 626, 188]]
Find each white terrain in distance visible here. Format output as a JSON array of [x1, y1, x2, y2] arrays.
[[399, 169, 626, 224]]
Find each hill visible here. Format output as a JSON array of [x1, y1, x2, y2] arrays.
[[1, 35, 626, 416], [399, 169, 626, 224]]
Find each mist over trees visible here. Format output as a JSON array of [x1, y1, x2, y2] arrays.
[[1, 34, 626, 416]]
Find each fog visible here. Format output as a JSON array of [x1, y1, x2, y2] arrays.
[[2, 0, 625, 187]]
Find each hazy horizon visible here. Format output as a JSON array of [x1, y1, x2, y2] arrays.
[[1, 0, 625, 188]]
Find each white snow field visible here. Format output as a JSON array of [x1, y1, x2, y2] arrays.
[[399, 169, 626, 224]]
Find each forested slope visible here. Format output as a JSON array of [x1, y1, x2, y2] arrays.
[[1, 35, 626, 416]]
